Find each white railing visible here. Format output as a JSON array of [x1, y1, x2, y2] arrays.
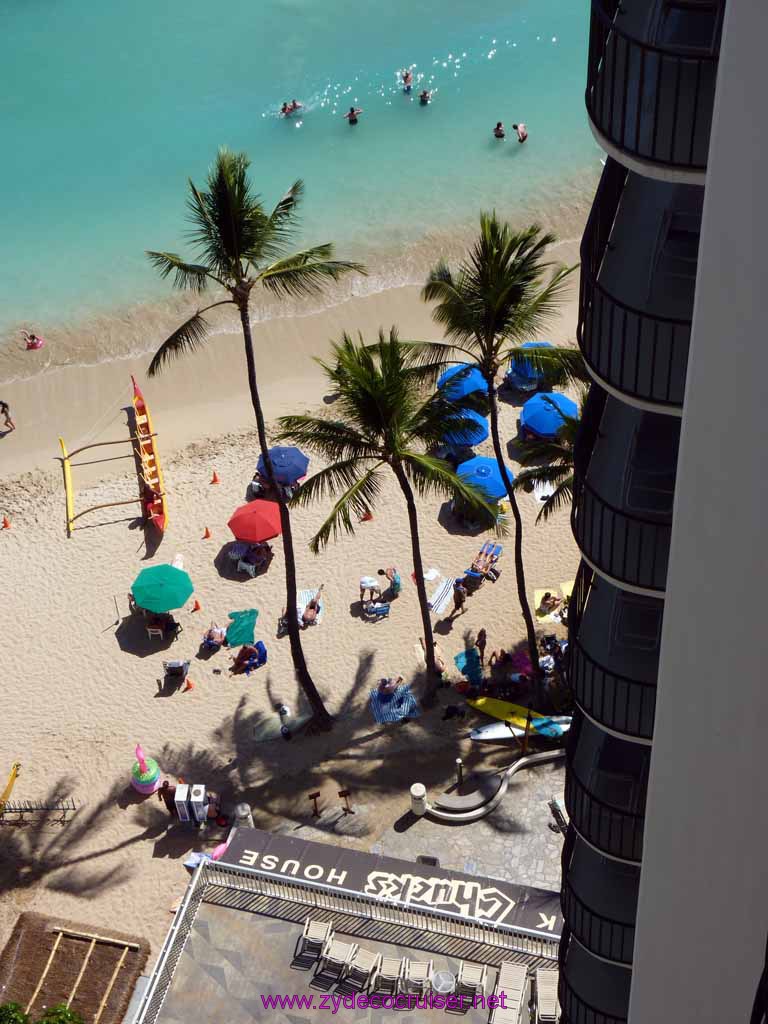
[[133, 859, 559, 1024]]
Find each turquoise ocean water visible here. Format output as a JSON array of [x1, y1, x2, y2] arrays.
[[0, 0, 598, 369]]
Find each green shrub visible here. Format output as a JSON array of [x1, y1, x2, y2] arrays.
[[0, 1004, 30, 1024], [35, 1007, 84, 1024]]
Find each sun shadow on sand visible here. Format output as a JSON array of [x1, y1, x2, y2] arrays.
[[115, 614, 180, 658], [436, 500, 491, 538]]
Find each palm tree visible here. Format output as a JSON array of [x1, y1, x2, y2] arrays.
[[422, 214, 579, 675], [146, 149, 364, 730], [276, 329, 494, 698], [513, 393, 584, 522]]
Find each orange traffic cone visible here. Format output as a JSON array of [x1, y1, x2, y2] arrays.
[[1, 516, 10, 529], [202, 526, 211, 539], [359, 510, 373, 523], [210, 470, 220, 484], [192, 599, 201, 612], [183, 679, 194, 692]]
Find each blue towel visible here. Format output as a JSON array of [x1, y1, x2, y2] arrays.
[[454, 647, 484, 685], [369, 685, 421, 723]]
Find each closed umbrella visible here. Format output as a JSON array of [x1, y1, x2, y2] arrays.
[[442, 408, 489, 447], [509, 341, 554, 388], [257, 446, 309, 485], [457, 456, 514, 501], [437, 363, 486, 399], [520, 392, 578, 439], [228, 500, 282, 544], [132, 564, 194, 613]]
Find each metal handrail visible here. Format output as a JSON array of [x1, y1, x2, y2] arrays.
[[571, 475, 671, 592], [578, 158, 691, 406], [586, 0, 720, 170]]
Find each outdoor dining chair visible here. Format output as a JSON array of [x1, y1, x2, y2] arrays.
[[403, 958, 434, 994], [346, 948, 382, 990], [318, 938, 359, 980], [299, 918, 333, 958], [375, 956, 405, 995], [456, 961, 488, 1001]]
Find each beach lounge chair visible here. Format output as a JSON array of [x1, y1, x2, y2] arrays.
[[361, 600, 390, 620], [374, 956, 404, 995], [299, 918, 333, 958], [534, 968, 559, 1023], [403, 958, 433, 994], [490, 962, 530, 1024], [162, 659, 190, 681], [456, 961, 487, 1002], [465, 541, 503, 584], [346, 948, 382, 990], [318, 938, 359, 980]]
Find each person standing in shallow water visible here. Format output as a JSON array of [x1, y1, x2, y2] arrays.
[[493, 121, 506, 139], [344, 106, 363, 125], [1, 400, 15, 432]]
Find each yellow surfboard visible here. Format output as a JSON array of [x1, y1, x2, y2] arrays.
[[466, 696, 548, 730]]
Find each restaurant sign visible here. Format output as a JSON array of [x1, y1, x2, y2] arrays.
[[223, 827, 562, 936]]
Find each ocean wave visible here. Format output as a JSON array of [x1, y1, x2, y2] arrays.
[[0, 175, 594, 386]]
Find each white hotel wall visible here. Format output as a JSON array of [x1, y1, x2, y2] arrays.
[[629, 3, 768, 1022]]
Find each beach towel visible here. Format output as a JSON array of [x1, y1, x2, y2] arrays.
[[297, 588, 325, 625], [428, 577, 456, 615], [411, 567, 441, 584], [225, 608, 259, 647], [534, 588, 562, 623], [369, 684, 421, 724], [533, 478, 556, 504], [454, 647, 483, 685]]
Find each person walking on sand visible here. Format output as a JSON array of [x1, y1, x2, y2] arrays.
[[450, 579, 468, 618], [475, 628, 487, 665], [0, 400, 15, 433]]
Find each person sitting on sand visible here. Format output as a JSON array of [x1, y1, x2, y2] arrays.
[[512, 122, 528, 143], [202, 623, 226, 648], [539, 591, 562, 614], [0, 400, 15, 433], [230, 644, 262, 673], [379, 674, 403, 695], [344, 106, 363, 124], [419, 89, 431, 105], [494, 121, 506, 139], [21, 329, 45, 350], [301, 585, 324, 626]]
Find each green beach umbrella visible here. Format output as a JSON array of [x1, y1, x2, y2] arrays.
[[131, 564, 193, 613]]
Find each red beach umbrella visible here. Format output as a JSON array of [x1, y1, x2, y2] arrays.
[[227, 500, 282, 543]]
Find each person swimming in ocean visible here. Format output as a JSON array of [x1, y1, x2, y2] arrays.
[[280, 102, 290, 116], [419, 89, 431, 105], [401, 68, 413, 93], [288, 98, 303, 113], [493, 121, 506, 139], [512, 122, 528, 143], [344, 106, 363, 125]]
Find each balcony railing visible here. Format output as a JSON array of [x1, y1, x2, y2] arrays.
[[572, 475, 671, 592], [579, 158, 691, 407], [558, 928, 629, 1024], [586, 0, 720, 171], [568, 564, 658, 738]]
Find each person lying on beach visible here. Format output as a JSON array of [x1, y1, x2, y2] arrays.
[[494, 121, 506, 139], [512, 122, 528, 143], [419, 89, 431, 105], [419, 636, 446, 676], [538, 591, 562, 613], [471, 550, 497, 574], [344, 106, 363, 124], [301, 585, 324, 626], [202, 624, 226, 648], [0, 400, 15, 432], [360, 575, 382, 603], [230, 644, 261, 673]]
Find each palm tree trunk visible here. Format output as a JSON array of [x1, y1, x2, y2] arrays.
[[487, 380, 541, 676], [238, 303, 333, 729], [391, 461, 439, 703]]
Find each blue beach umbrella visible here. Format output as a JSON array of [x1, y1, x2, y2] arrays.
[[437, 363, 486, 399], [509, 341, 554, 387], [257, 446, 310, 484], [442, 409, 489, 447], [520, 392, 578, 439], [457, 456, 514, 501]]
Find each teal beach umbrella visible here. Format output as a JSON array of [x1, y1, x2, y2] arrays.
[[132, 564, 194, 613]]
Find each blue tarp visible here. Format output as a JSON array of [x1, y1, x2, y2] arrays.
[[520, 392, 578, 439]]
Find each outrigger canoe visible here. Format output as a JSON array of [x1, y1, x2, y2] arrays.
[[466, 696, 571, 741], [131, 376, 167, 533]]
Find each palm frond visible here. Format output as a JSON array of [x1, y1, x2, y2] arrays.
[[514, 464, 573, 489], [503, 263, 579, 343], [306, 465, 385, 553], [402, 453, 498, 517], [147, 300, 233, 376], [253, 179, 304, 264], [535, 477, 574, 523], [257, 246, 365, 297], [276, 414, 381, 463], [145, 251, 217, 292], [289, 458, 384, 508], [504, 344, 588, 389]]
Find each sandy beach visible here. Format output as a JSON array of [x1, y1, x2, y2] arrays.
[[0, 251, 581, 957]]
